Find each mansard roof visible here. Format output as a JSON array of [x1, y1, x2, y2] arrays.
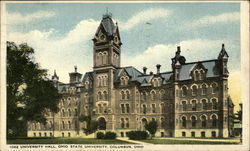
[[179, 59, 220, 81], [101, 15, 117, 36]]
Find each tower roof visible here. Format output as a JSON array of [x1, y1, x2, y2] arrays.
[[218, 43, 229, 58], [101, 14, 117, 36]]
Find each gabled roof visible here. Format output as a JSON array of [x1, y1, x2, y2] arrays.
[[179, 60, 220, 81], [81, 72, 93, 82], [114, 66, 144, 82]]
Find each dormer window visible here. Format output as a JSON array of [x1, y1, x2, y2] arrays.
[[194, 70, 199, 81], [120, 76, 129, 86]]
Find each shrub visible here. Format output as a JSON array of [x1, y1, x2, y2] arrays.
[[127, 131, 149, 140], [96, 132, 105, 139], [104, 132, 116, 139]]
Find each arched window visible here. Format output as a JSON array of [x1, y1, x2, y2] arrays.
[[98, 117, 106, 130], [191, 116, 196, 127], [126, 90, 130, 100], [201, 84, 207, 95], [121, 118, 125, 128], [74, 108, 78, 116], [103, 91, 108, 100], [202, 99, 207, 110], [142, 118, 147, 130], [142, 92, 147, 101], [200, 70, 205, 80], [194, 70, 199, 81], [201, 115, 207, 128], [182, 116, 187, 128], [125, 118, 129, 128], [121, 91, 125, 100], [211, 83, 217, 94], [97, 92, 102, 100], [192, 85, 198, 96], [104, 76, 108, 86], [151, 91, 156, 100], [212, 115, 217, 127], [68, 109, 71, 117], [182, 101, 187, 111], [68, 121, 71, 129], [121, 104, 125, 113], [142, 104, 147, 114], [152, 104, 156, 113], [62, 109, 65, 117], [62, 121, 65, 129], [159, 90, 165, 100], [98, 77, 101, 87], [120, 77, 125, 85], [182, 86, 188, 96], [125, 76, 129, 85], [191, 100, 197, 111], [212, 99, 218, 110]]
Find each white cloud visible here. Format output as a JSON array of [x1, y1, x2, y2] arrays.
[[7, 11, 56, 25], [122, 39, 229, 74], [7, 19, 99, 83], [118, 8, 171, 31], [187, 12, 240, 28]]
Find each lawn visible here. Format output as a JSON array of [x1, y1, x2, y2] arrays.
[[141, 139, 240, 144], [7, 138, 129, 144]]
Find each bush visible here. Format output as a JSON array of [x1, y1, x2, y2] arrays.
[[103, 132, 116, 139], [127, 131, 149, 140], [96, 132, 105, 139]]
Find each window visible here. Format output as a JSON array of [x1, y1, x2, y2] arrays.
[[151, 91, 156, 100], [212, 115, 217, 127], [121, 104, 125, 113], [159, 90, 165, 100], [191, 100, 197, 111], [125, 118, 129, 128], [142, 104, 147, 114], [98, 77, 101, 87], [152, 104, 156, 113], [98, 92, 102, 100], [68, 121, 71, 129], [120, 77, 125, 85], [191, 116, 196, 127], [142, 92, 147, 101], [192, 85, 198, 96], [50, 132, 52, 137], [201, 131, 205, 137], [74, 108, 78, 116], [62, 109, 65, 117], [201, 84, 207, 95], [33, 133, 36, 137], [103, 91, 108, 100], [182, 101, 187, 111], [211, 83, 217, 94], [194, 70, 199, 81], [121, 91, 125, 100], [39, 133, 42, 137], [126, 90, 130, 100], [182, 132, 186, 137], [182, 116, 187, 128], [126, 104, 130, 113], [201, 115, 207, 128], [202, 99, 207, 110], [62, 121, 65, 129], [212, 131, 216, 137], [200, 70, 205, 80], [68, 132, 71, 137], [191, 132, 195, 137], [182, 86, 187, 96], [68, 109, 71, 117], [212, 99, 218, 110], [62, 132, 64, 137], [121, 118, 125, 128]]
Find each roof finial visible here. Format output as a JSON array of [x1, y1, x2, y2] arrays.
[[54, 69, 57, 76]]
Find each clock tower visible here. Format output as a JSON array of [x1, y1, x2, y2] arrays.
[[92, 12, 122, 130]]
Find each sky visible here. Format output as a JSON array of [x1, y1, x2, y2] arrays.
[[5, 2, 241, 111]]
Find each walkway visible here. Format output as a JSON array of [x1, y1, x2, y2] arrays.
[[155, 137, 241, 143], [117, 137, 152, 144]]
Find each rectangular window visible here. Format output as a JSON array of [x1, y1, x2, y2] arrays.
[[212, 131, 216, 137], [201, 132, 205, 137], [182, 132, 186, 137]]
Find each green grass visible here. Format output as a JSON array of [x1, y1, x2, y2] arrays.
[[7, 138, 129, 144], [141, 139, 240, 144]]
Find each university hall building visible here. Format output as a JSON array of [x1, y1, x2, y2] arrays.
[[27, 13, 234, 138]]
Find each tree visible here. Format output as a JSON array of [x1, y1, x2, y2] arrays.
[[144, 120, 158, 139], [79, 115, 98, 135], [7, 41, 60, 137]]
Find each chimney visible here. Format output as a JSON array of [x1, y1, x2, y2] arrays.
[[177, 46, 181, 52], [143, 67, 147, 74], [156, 64, 161, 74], [150, 71, 153, 75], [74, 66, 77, 72]]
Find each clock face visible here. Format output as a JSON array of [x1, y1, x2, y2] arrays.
[[114, 36, 118, 44]]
